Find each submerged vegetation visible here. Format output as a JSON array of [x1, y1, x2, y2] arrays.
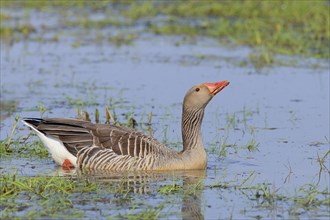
[[1, 172, 165, 219], [1, 169, 329, 219], [0, 100, 17, 121]]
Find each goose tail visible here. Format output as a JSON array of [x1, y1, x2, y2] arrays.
[[22, 118, 77, 168]]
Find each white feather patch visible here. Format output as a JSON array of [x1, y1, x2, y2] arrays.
[[22, 120, 77, 167]]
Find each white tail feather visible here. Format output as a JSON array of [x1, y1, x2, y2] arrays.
[[22, 120, 77, 167]]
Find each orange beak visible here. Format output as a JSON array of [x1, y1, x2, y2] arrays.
[[204, 80, 230, 96]]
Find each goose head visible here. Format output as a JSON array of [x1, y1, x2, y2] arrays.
[[183, 80, 230, 110]]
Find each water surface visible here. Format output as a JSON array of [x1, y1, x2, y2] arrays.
[[1, 7, 329, 220]]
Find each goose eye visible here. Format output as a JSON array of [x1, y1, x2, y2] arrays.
[[195, 88, 200, 92]]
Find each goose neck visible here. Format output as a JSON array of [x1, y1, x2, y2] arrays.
[[181, 108, 204, 151]]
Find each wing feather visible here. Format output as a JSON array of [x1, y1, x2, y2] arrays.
[[24, 118, 169, 160]]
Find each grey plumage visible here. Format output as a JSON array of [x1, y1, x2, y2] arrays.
[[23, 117, 180, 170]]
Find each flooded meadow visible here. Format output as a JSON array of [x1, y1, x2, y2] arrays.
[[1, 2, 329, 219]]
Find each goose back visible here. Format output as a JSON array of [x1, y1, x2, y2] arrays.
[[23, 118, 180, 170]]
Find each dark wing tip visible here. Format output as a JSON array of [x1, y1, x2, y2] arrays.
[[21, 118, 44, 128]]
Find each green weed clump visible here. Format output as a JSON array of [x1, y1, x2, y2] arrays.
[[0, 138, 50, 159], [207, 172, 330, 217], [0, 115, 49, 159], [126, 0, 329, 59], [0, 172, 169, 219], [1, 0, 328, 59], [0, 172, 100, 218]]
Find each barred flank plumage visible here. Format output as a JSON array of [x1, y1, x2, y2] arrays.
[[22, 80, 229, 171]]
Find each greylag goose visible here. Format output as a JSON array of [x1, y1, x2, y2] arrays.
[[22, 80, 229, 171]]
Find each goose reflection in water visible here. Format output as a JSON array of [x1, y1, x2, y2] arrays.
[[54, 168, 206, 219]]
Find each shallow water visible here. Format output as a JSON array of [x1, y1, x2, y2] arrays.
[[1, 7, 329, 220]]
